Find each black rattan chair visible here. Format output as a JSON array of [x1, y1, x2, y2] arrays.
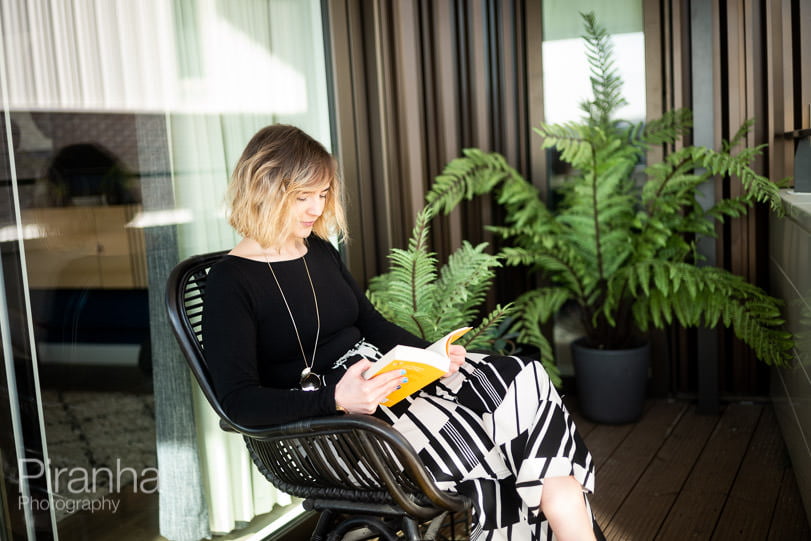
[[165, 251, 470, 541]]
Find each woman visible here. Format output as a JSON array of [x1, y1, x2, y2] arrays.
[[202, 124, 599, 540]]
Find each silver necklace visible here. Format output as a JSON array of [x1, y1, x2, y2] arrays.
[[266, 255, 322, 391]]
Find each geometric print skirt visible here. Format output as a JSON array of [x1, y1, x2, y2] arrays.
[[354, 350, 597, 540]]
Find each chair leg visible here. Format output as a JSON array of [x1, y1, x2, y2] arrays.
[[400, 517, 421, 541], [336, 527, 382, 541], [311, 509, 335, 541], [422, 512, 448, 540], [326, 516, 399, 541]]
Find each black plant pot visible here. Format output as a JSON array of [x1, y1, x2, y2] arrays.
[[571, 338, 650, 424]]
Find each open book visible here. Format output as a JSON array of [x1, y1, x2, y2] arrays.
[[363, 327, 471, 406]]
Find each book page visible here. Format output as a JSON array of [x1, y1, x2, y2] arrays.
[[425, 326, 472, 357]]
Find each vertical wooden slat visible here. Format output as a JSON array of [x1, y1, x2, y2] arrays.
[[430, 0, 464, 252], [771, 0, 792, 178], [725, 1, 745, 279], [511, 0, 529, 176], [768, 0, 794, 182], [719, 0, 779, 393], [720, 2, 742, 392], [643, 0, 664, 166], [369, 0, 397, 259], [711, 0, 730, 392], [670, 0, 682, 150], [371, 3, 392, 271], [799, 0, 811, 130], [643, 0, 670, 397], [498, 0, 518, 167], [747, 0, 766, 393], [465, 1, 488, 150], [662, 0, 673, 117], [392, 0, 427, 230], [744, 0, 759, 292], [526, 0, 546, 195], [461, 0, 492, 251], [764, 0, 778, 181]]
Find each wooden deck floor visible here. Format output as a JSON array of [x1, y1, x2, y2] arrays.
[[566, 397, 810, 540]]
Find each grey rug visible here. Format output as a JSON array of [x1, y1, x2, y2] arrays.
[[40, 390, 157, 520]]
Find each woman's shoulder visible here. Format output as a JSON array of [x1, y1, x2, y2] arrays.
[[209, 253, 260, 272], [307, 235, 342, 262], [206, 254, 264, 290]]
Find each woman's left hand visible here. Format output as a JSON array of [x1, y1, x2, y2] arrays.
[[443, 344, 466, 377]]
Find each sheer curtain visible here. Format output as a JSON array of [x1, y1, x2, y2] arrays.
[[1, 0, 331, 538]]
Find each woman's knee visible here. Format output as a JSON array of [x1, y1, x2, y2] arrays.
[[540, 475, 587, 521]]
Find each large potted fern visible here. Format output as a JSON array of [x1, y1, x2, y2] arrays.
[[423, 12, 793, 423]]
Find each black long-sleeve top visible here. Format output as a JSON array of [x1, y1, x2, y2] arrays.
[[201, 235, 428, 427]]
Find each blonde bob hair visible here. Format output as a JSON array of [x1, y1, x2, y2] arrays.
[[227, 124, 348, 248]]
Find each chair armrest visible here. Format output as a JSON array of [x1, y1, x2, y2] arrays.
[[225, 414, 469, 518]]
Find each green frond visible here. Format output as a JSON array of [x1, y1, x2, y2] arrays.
[[434, 241, 501, 329], [639, 108, 693, 146], [426, 149, 524, 215], [507, 288, 571, 386], [612, 263, 793, 366], [580, 11, 627, 124], [460, 303, 515, 351], [687, 142, 783, 214], [367, 209, 439, 338], [367, 201, 512, 350], [706, 198, 750, 221], [727, 118, 756, 150], [534, 123, 595, 168]]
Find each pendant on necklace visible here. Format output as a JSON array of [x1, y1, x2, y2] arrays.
[[299, 366, 322, 391]]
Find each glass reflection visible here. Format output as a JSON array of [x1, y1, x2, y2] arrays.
[[0, 0, 330, 539]]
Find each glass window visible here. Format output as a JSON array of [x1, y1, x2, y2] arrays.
[[0, 1, 330, 539], [542, 0, 645, 125]]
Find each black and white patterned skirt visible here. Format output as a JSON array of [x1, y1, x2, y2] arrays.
[[332, 341, 597, 540]]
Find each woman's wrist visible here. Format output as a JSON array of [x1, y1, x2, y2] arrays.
[[334, 388, 347, 414]]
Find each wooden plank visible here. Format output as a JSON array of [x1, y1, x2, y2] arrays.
[[564, 396, 598, 439], [566, 397, 651, 466], [588, 400, 689, 531], [603, 405, 719, 540], [656, 402, 762, 538], [583, 422, 635, 471], [767, 466, 811, 540], [711, 406, 785, 540]]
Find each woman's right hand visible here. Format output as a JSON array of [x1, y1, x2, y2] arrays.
[[334, 359, 407, 415]]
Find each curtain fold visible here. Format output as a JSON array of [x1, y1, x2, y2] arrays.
[[192, 386, 293, 534]]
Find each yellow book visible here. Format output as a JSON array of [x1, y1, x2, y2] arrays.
[[363, 327, 472, 406]]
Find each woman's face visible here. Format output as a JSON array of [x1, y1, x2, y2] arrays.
[[290, 182, 330, 240]]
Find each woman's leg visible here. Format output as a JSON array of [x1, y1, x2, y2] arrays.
[[541, 475, 597, 541], [455, 354, 598, 539], [376, 353, 598, 540]]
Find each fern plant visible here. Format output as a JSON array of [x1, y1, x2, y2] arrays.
[[423, 12, 794, 368], [366, 207, 519, 371]]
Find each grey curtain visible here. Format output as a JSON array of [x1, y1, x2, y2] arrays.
[[137, 114, 210, 541]]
